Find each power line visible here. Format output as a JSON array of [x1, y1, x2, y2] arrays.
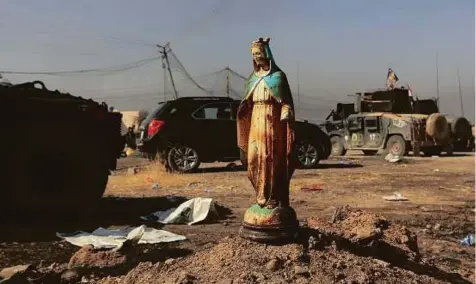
[[0, 56, 160, 76]]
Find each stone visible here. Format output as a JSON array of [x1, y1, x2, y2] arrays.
[[425, 224, 432, 229], [0, 264, 32, 280], [175, 271, 195, 284], [373, 259, 391, 268], [61, 268, 81, 283], [433, 223, 441, 231], [68, 245, 127, 269], [266, 259, 280, 271], [164, 258, 176, 265], [294, 265, 309, 276]]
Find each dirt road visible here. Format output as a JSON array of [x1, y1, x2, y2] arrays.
[[0, 153, 474, 283]]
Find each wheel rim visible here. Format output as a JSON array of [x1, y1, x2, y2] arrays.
[[297, 143, 318, 166], [170, 146, 198, 171], [390, 142, 401, 155]]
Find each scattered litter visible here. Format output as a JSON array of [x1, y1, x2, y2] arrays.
[[431, 155, 440, 158], [187, 182, 201, 187], [144, 177, 154, 183], [460, 234, 475, 246], [433, 169, 440, 172], [127, 167, 139, 175], [383, 192, 408, 201], [301, 184, 324, 192], [204, 188, 212, 193], [215, 185, 236, 190], [339, 159, 354, 165], [57, 225, 186, 249], [151, 183, 160, 190], [385, 153, 402, 163], [141, 197, 219, 225]]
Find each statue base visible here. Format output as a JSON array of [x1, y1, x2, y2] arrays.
[[239, 204, 299, 243]]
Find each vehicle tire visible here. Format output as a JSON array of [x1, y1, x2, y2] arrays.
[[363, 150, 378, 156], [447, 116, 472, 140], [423, 146, 442, 157], [167, 145, 201, 173], [426, 113, 449, 142], [240, 149, 248, 168], [330, 136, 346, 156], [385, 135, 407, 156], [296, 141, 320, 169]]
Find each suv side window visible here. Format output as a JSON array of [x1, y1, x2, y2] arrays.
[[192, 102, 232, 120]]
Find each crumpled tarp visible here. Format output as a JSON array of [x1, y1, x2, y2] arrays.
[[56, 225, 186, 249], [140, 197, 218, 225]]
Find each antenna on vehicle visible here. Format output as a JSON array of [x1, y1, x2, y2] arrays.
[[457, 66, 464, 117], [436, 52, 440, 109]]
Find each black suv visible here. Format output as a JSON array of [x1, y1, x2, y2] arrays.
[[138, 97, 331, 173]]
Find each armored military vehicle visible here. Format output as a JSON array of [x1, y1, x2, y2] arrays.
[[329, 88, 452, 156], [1, 80, 125, 212], [414, 98, 473, 151], [320, 103, 356, 156]]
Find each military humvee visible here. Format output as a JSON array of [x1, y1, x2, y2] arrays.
[[330, 88, 452, 157], [414, 98, 473, 151]]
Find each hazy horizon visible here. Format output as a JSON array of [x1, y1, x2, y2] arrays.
[[0, 0, 474, 122]]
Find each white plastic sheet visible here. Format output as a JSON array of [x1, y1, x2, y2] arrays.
[[56, 225, 186, 249], [141, 197, 218, 225]]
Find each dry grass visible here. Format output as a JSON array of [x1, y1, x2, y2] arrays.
[[107, 155, 475, 213], [105, 162, 201, 197]]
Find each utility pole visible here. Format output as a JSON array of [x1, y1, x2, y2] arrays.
[[162, 60, 167, 101], [457, 67, 465, 117], [157, 43, 178, 100], [436, 52, 440, 108], [226, 65, 231, 98]]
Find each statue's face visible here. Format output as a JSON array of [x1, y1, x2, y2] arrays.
[[251, 45, 267, 65]]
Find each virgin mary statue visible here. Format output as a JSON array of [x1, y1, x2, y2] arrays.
[[237, 37, 298, 241]]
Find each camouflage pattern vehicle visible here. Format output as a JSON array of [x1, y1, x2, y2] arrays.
[[329, 88, 452, 156], [1, 80, 125, 212]]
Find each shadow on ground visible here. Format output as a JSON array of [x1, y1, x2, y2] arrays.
[[0, 196, 233, 242]]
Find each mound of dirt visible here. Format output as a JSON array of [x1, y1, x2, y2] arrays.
[[97, 206, 472, 284], [101, 237, 455, 284], [68, 245, 127, 269], [307, 205, 420, 262]]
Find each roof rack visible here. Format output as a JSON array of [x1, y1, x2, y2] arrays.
[[363, 86, 409, 93], [176, 96, 235, 101]]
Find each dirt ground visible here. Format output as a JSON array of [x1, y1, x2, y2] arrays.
[[0, 152, 474, 283]]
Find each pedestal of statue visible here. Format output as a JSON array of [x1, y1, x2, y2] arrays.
[[240, 204, 299, 243]]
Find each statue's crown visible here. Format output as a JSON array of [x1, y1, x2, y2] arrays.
[[250, 37, 271, 48]]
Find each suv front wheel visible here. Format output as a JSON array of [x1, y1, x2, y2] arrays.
[[167, 145, 201, 173]]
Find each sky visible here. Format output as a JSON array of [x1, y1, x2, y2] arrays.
[[0, 0, 474, 122]]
